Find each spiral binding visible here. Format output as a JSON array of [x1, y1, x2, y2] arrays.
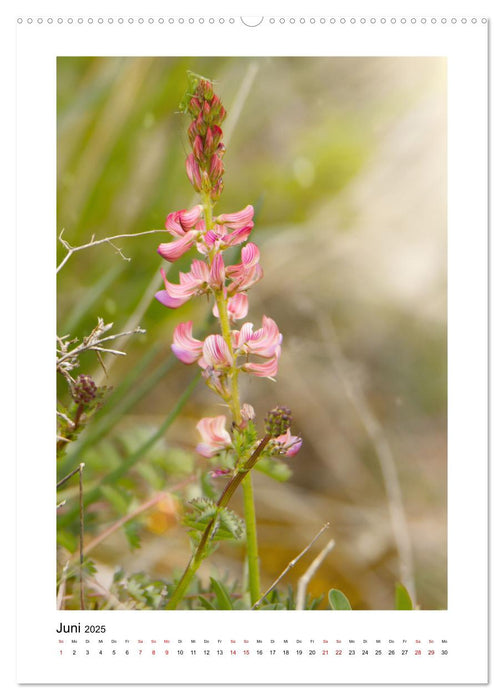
[[16, 16, 488, 26]]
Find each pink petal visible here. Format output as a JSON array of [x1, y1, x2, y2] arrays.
[[196, 415, 232, 457], [161, 259, 210, 303], [171, 321, 203, 364], [209, 253, 225, 289], [217, 205, 254, 229], [223, 224, 253, 247], [185, 154, 202, 189], [237, 322, 254, 347], [212, 293, 248, 324], [157, 231, 196, 262], [228, 293, 249, 321], [165, 212, 185, 237], [226, 262, 263, 294], [274, 429, 303, 457], [179, 204, 203, 231], [226, 243, 263, 293], [155, 290, 186, 309], [240, 316, 282, 358], [155, 267, 193, 308], [201, 335, 233, 368], [242, 242, 260, 265], [242, 355, 279, 378]]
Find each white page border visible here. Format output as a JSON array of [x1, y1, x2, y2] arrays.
[[15, 14, 488, 685]]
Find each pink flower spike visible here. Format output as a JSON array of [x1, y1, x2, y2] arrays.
[[200, 334, 234, 370], [196, 415, 232, 458], [273, 429, 303, 457], [242, 354, 279, 379], [209, 252, 225, 289], [171, 321, 204, 364], [217, 205, 254, 229], [157, 230, 197, 262]]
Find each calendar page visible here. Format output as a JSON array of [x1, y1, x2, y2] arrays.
[[15, 4, 488, 686]]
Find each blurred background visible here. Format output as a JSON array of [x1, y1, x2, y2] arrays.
[[57, 56, 446, 610]]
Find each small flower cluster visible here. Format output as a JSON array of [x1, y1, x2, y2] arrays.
[[71, 374, 97, 405], [156, 76, 301, 463]]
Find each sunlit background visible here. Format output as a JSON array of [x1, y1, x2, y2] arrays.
[[57, 56, 446, 610]]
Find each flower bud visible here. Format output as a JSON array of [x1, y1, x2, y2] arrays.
[[209, 154, 224, 181], [72, 374, 97, 405], [264, 406, 293, 438], [185, 154, 202, 190], [188, 96, 201, 117], [241, 403, 256, 422], [193, 135, 204, 162]]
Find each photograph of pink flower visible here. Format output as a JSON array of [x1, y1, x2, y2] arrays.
[[57, 57, 446, 611]]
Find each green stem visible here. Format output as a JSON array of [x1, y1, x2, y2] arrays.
[[167, 435, 271, 609], [242, 472, 261, 605], [214, 290, 241, 421], [199, 191, 262, 607]]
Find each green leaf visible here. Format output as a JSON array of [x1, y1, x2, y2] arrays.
[[183, 499, 245, 543], [210, 578, 233, 610], [254, 457, 292, 482], [328, 589, 352, 610], [198, 596, 217, 610], [395, 583, 413, 610]]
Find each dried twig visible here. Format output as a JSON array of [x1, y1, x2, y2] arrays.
[[57, 228, 167, 274], [56, 319, 145, 367], [252, 522, 330, 609], [295, 538, 336, 610], [57, 464, 83, 489]]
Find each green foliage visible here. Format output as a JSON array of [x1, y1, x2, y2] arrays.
[[183, 498, 245, 544], [395, 583, 414, 610], [328, 588, 352, 610], [210, 577, 234, 610], [198, 595, 217, 610], [109, 570, 169, 609]]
